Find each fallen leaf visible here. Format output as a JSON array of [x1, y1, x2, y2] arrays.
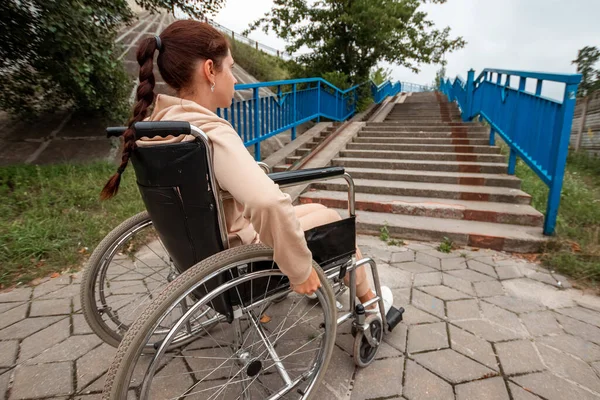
[[569, 241, 581, 252], [30, 278, 42, 286], [50, 272, 60, 278], [78, 247, 88, 254], [260, 314, 271, 324]]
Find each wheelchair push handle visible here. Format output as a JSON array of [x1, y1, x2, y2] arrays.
[[106, 121, 192, 140]]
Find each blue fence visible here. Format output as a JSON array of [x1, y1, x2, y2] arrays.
[[400, 82, 433, 93], [217, 77, 401, 160], [441, 69, 582, 235]]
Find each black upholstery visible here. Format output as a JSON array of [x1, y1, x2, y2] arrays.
[[130, 140, 234, 320]]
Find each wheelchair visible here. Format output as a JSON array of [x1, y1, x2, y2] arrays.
[[88, 121, 404, 399]]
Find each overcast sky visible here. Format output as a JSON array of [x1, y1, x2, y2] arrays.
[[212, 0, 600, 99]]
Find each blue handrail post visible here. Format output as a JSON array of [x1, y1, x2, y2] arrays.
[[489, 128, 495, 146], [463, 69, 475, 121], [335, 90, 339, 119], [317, 81, 321, 123], [544, 82, 579, 235], [253, 87, 260, 161], [507, 150, 517, 175], [292, 83, 297, 140]]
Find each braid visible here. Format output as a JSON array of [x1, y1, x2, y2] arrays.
[[100, 36, 158, 200]]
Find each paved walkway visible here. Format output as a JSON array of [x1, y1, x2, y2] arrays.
[[1, 236, 600, 399]]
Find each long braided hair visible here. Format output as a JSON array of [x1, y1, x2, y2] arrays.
[[100, 19, 229, 199]]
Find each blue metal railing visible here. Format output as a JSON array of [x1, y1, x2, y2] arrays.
[[217, 77, 402, 160], [371, 81, 401, 103], [441, 68, 582, 235], [401, 82, 433, 93]]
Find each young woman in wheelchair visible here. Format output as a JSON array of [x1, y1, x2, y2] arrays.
[[101, 20, 394, 315], [97, 19, 402, 399]]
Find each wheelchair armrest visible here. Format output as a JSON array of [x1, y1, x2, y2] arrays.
[[267, 166, 345, 187]]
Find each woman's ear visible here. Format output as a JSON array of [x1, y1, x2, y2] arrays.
[[203, 59, 215, 84]]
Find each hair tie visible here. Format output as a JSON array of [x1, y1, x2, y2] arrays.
[[155, 35, 162, 52]]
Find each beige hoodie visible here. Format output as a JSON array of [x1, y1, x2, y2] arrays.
[[135, 94, 313, 285]]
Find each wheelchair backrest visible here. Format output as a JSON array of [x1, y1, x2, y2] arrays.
[[128, 122, 226, 273]]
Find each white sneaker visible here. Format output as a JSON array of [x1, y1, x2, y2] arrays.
[[381, 286, 394, 316], [366, 286, 394, 316]]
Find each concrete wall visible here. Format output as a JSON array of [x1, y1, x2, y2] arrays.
[[570, 90, 600, 156]]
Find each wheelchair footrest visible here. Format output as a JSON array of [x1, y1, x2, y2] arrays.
[[386, 306, 405, 331]]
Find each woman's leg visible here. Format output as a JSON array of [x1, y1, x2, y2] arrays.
[[294, 204, 371, 299]]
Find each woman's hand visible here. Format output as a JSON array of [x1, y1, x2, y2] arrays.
[[291, 268, 321, 295]]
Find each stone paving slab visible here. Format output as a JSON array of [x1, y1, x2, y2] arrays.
[[1, 237, 600, 399]]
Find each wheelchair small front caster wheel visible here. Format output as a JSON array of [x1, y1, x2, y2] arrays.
[[353, 314, 383, 367]]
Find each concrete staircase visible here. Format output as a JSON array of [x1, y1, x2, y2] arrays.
[[299, 92, 546, 252], [273, 123, 342, 172]]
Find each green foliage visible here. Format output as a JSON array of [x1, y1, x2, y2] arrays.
[[572, 46, 600, 98], [321, 71, 352, 91], [0, 0, 225, 120], [379, 223, 404, 246], [247, 0, 465, 86], [497, 136, 600, 286], [0, 162, 144, 287], [230, 39, 291, 83], [370, 67, 393, 86], [433, 65, 447, 90], [438, 236, 453, 253]]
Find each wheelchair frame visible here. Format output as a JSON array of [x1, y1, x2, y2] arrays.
[[186, 124, 391, 341]]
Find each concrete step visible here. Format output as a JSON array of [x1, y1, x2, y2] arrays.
[[339, 149, 505, 163], [332, 157, 507, 174], [383, 118, 458, 123], [286, 155, 302, 164], [353, 137, 490, 146], [312, 178, 531, 204], [273, 164, 291, 172], [385, 113, 461, 118], [346, 143, 501, 154], [362, 126, 488, 133], [332, 209, 545, 253], [367, 121, 481, 127], [295, 148, 312, 156], [385, 114, 461, 119], [357, 131, 488, 139], [341, 167, 521, 189], [300, 190, 543, 226]]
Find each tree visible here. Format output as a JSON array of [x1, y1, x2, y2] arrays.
[[0, 0, 225, 120], [433, 65, 446, 90], [572, 46, 600, 98], [247, 0, 465, 85], [370, 67, 393, 86]]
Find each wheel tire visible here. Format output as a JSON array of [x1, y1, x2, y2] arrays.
[[353, 314, 383, 368], [103, 243, 337, 400], [80, 211, 152, 348]]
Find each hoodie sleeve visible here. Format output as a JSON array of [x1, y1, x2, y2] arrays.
[[200, 121, 313, 285]]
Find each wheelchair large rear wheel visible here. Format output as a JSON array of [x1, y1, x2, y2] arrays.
[[102, 244, 337, 400], [81, 211, 217, 348]]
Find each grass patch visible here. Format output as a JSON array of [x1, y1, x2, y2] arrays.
[[230, 39, 291, 83], [0, 162, 144, 288], [438, 237, 454, 253], [379, 223, 404, 247], [496, 138, 600, 286]]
